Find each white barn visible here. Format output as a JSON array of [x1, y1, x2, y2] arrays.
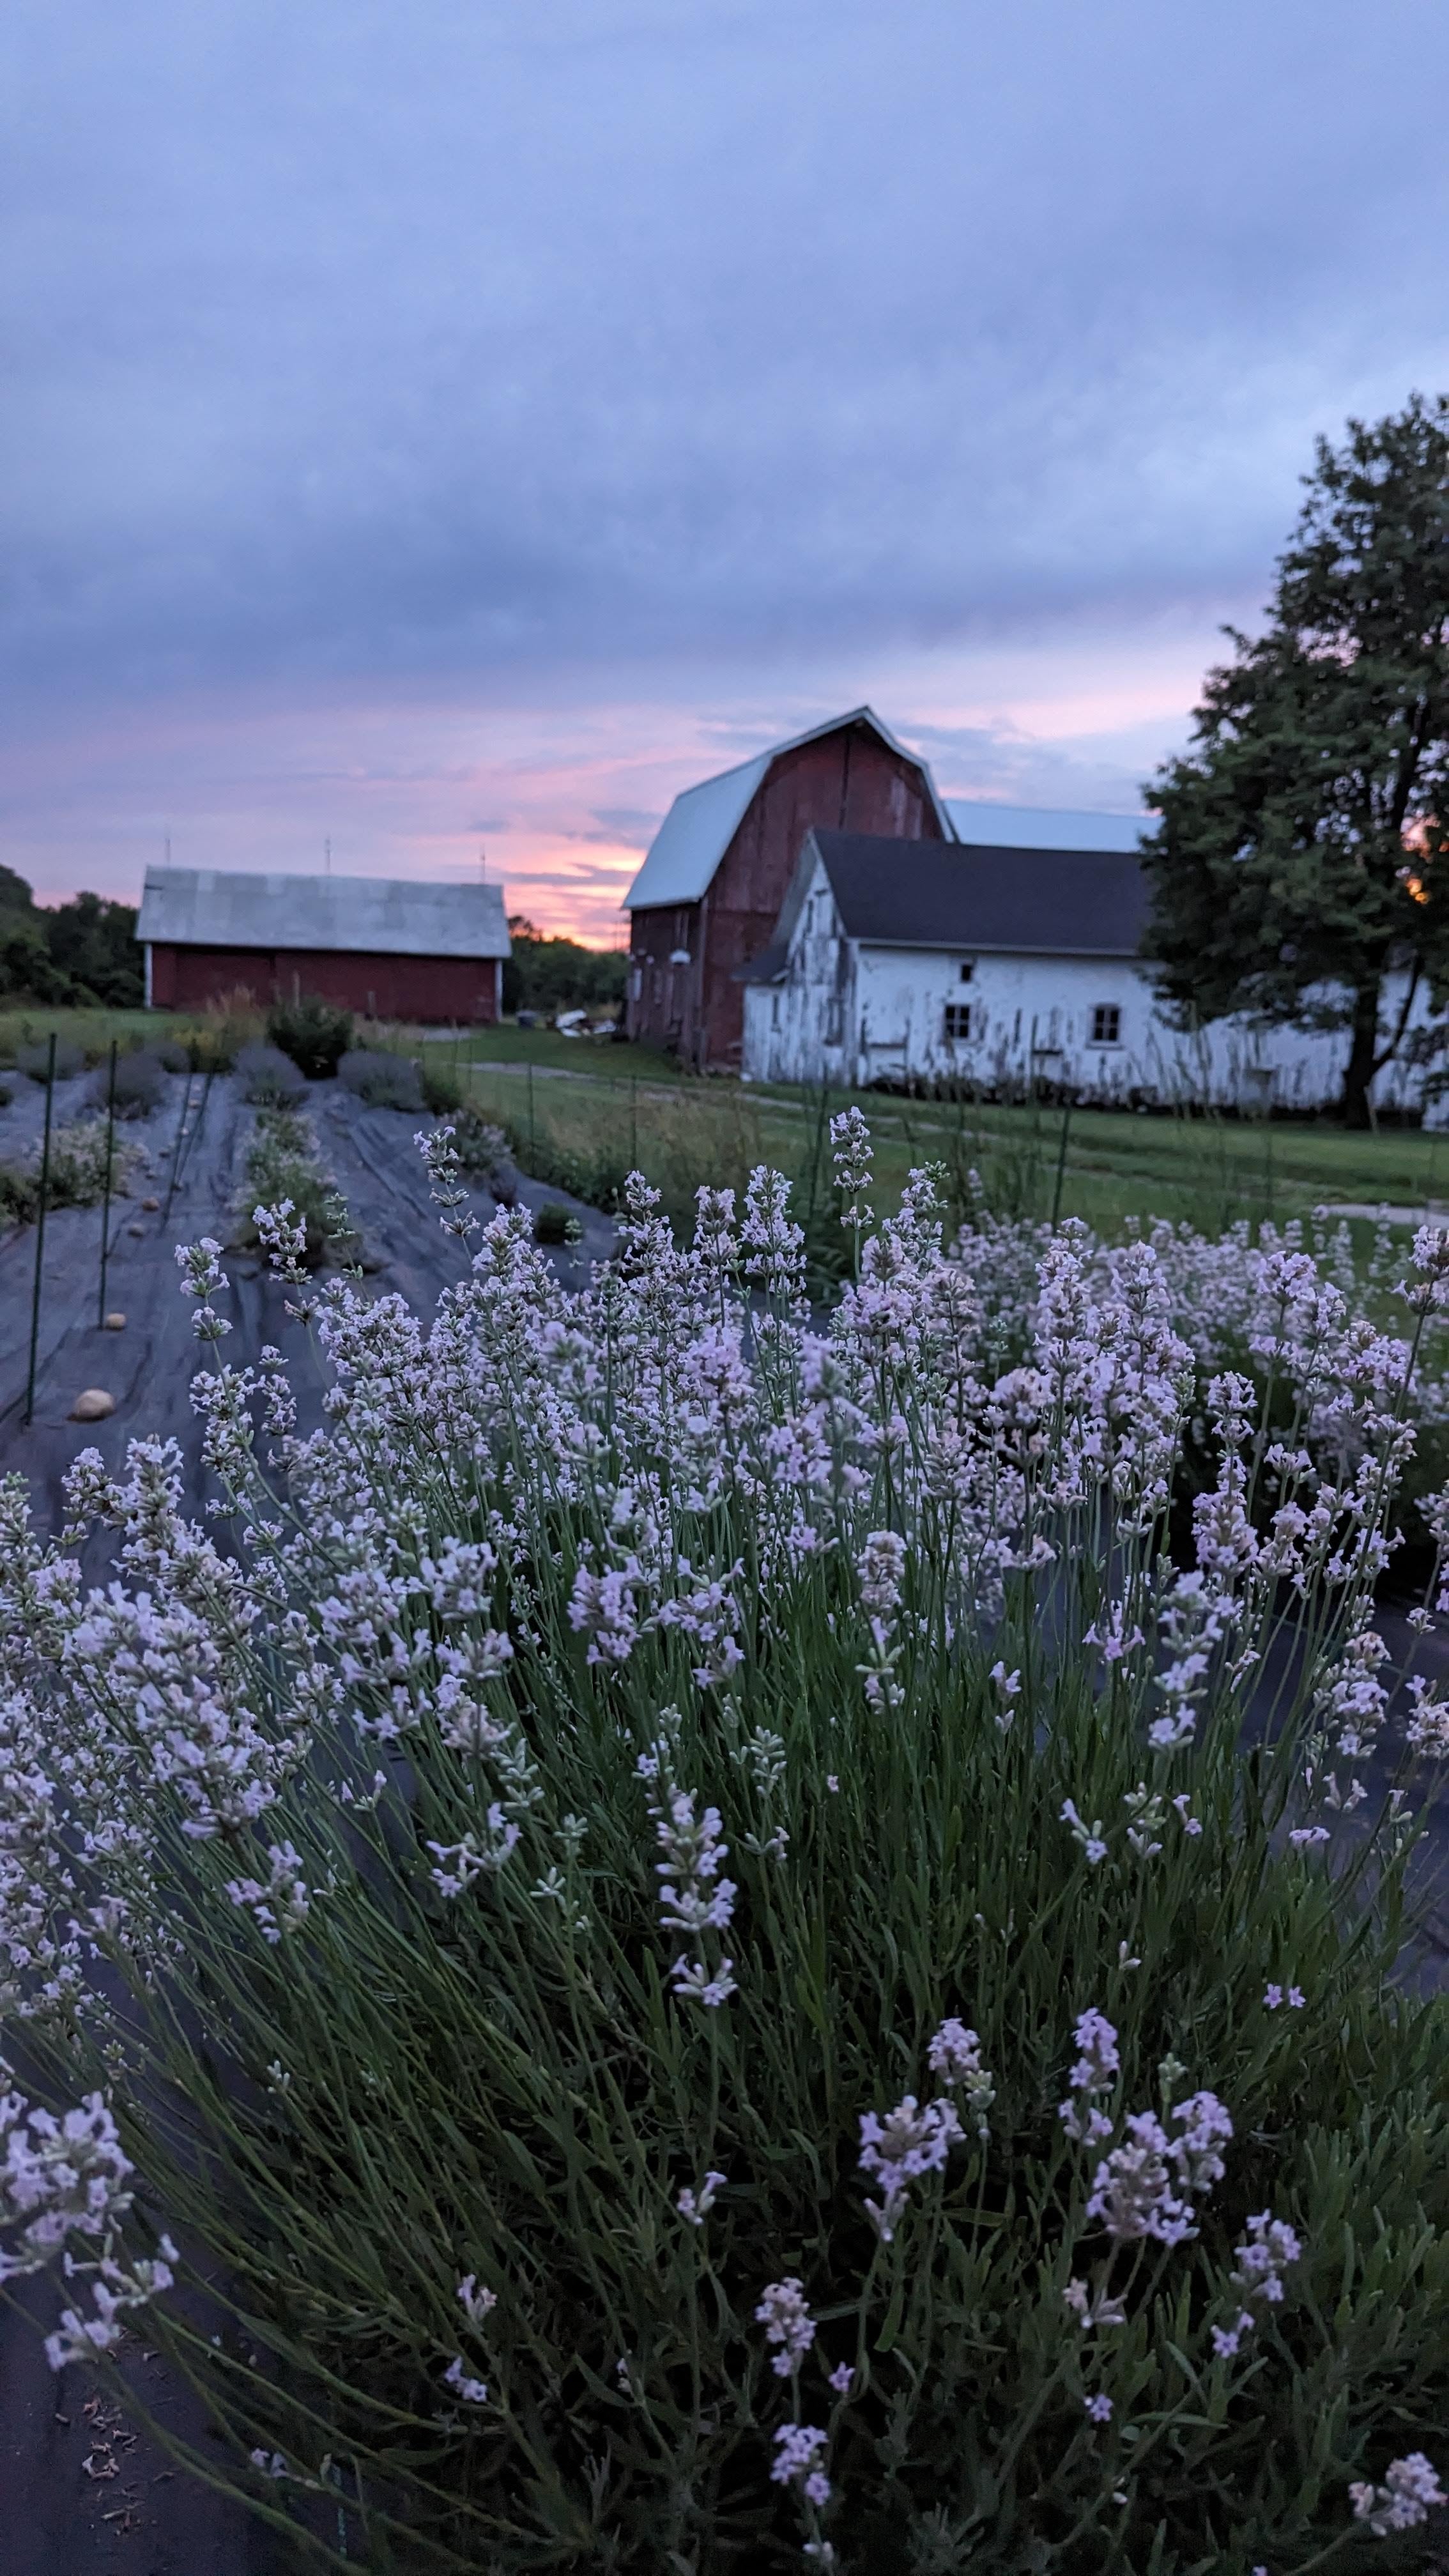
[[739, 820, 1434, 1114]]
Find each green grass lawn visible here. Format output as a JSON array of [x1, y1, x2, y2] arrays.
[[456, 1022, 675, 1078], [461, 1033, 1449, 1240], [0, 1004, 161, 1067]]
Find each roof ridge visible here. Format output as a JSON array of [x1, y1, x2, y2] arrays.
[[672, 703, 885, 801], [623, 707, 953, 914], [141, 864, 499, 895]]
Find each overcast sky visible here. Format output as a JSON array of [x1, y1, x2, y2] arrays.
[[4, 0, 1448, 939]]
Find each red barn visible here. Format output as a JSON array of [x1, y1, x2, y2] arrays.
[[623, 707, 953, 1068], [135, 868, 511, 1024]]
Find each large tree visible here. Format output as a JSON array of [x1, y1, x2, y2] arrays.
[[0, 865, 142, 1006], [1142, 394, 1449, 1126]]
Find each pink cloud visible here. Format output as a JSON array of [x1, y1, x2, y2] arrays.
[[4, 637, 1208, 944]]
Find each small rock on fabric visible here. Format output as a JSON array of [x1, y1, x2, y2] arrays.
[[70, 1388, 116, 1422]]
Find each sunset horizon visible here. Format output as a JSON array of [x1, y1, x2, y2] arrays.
[[9, 634, 1199, 948]]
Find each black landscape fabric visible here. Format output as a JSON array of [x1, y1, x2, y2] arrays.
[[0, 1064, 611, 2573]]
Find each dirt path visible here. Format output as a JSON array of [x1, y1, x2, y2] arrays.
[[0, 1071, 613, 1537], [0, 1072, 612, 2575]]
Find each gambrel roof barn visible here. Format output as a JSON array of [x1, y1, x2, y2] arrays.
[[622, 707, 953, 1067]]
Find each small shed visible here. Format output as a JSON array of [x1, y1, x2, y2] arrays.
[[622, 707, 952, 1068], [135, 868, 511, 1024]]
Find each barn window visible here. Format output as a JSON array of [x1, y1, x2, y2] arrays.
[[958, 960, 975, 984], [943, 1003, 975, 1043], [825, 997, 843, 1045], [1089, 1003, 1122, 1046]]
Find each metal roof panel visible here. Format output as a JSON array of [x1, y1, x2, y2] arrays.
[[624, 706, 955, 912], [620, 755, 772, 912], [135, 868, 511, 960], [947, 801, 1154, 852]]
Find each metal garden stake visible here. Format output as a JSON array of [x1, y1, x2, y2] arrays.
[[161, 1068, 194, 1229], [174, 1062, 215, 1189], [96, 1037, 118, 1328], [1051, 1091, 1074, 1227], [24, 1031, 56, 1426]]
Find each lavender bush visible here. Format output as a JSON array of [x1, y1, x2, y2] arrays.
[[337, 1046, 425, 1111], [234, 1106, 351, 1266], [3, 1116, 1449, 2572], [0, 1112, 142, 1221], [235, 1037, 307, 1107], [949, 1191, 1449, 1549]]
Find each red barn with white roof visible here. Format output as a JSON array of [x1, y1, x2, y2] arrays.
[[135, 868, 511, 1023], [622, 708, 951, 1068]]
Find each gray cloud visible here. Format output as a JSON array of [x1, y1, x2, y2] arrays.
[[590, 808, 664, 845], [5, 0, 1449, 707], [905, 719, 1167, 815], [3, 0, 1448, 913]]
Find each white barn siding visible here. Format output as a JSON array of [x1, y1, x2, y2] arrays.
[[741, 855, 1430, 1112]]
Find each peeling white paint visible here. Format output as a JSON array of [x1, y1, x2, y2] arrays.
[[741, 852, 1439, 1116]]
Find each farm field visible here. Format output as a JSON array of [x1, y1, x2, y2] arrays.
[[16, 17, 1449, 2557], [8, 1008, 1448, 1244], [0, 1059, 610, 1514], [0, 1004, 158, 1064], [3, 1020, 1449, 2567]]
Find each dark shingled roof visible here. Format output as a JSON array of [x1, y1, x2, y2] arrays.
[[809, 829, 1153, 955]]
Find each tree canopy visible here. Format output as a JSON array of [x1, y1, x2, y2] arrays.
[[502, 914, 627, 1020], [0, 868, 142, 1006], [1142, 393, 1449, 1124]]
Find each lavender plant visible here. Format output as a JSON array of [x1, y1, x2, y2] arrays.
[[236, 1106, 351, 1267], [0, 1112, 142, 1221], [3, 1126, 1449, 2572]]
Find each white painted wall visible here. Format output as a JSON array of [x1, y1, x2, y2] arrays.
[[740, 859, 1435, 1112]]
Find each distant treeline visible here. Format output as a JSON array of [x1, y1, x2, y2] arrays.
[[502, 914, 627, 1020], [0, 865, 143, 1006]]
